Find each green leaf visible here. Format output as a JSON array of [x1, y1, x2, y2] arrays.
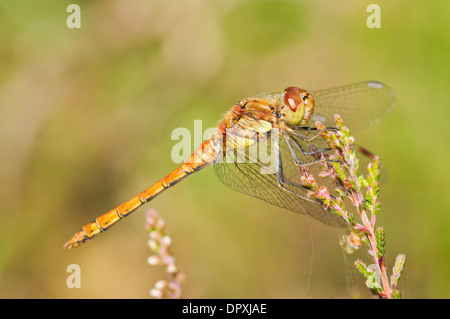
[[376, 227, 386, 257], [390, 254, 406, 289], [354, 259, 370, 278], [392, 290, 401, 299]]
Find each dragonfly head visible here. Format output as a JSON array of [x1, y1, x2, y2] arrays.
[[282, 87, 315, 126]]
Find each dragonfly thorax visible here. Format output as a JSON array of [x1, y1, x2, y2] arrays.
[[282, 86, 315, 126]]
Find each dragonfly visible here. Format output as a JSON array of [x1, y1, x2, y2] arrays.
[[64, 81, 395, 249]]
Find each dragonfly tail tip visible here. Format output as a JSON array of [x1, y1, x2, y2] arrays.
[[63, 239, 76, 250]]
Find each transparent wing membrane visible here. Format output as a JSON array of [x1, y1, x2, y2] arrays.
[[214, 127, 348, 227], [311, 81, 395, 132]]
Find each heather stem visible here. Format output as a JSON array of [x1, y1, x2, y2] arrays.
[[306, 115, 404, 299], [359, 208, 391, 298], [346, 156, 391, 298]]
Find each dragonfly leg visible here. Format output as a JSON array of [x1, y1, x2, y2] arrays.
[[274, 135, 337, 222], [282, 132, 336, 167], [288, 126, 337, 143], [273, 137, 318, 197], [287, 125, 329, 131], [290, 134, 331, 157]]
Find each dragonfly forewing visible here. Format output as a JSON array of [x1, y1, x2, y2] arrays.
[[311, 81, 395, 132]]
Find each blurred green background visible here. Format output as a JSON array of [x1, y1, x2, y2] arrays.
[[0, 0, 448, 298]]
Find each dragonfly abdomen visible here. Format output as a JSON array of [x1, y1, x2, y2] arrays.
[[64, 139, 218, 249]]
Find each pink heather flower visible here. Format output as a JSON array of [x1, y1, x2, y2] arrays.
[[148, 239, 159, 251], [155, 280, 167, 290], [149, 230, 160, 240], [156, 218, 165, 230], [150, 288, 163, 298], [162, 255, 175, 266], [167, 265, 178, 274], [316, 186, 330, 200], [147, 255, 161, 265], [161, 235, 172, 247], [300, 174, 309, 185], [145, 209, 159, 229], [306, 190, 316, 199]]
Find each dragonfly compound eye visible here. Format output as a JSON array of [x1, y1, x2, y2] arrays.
[[283, 87, 314, 126], [283, 87, 303, 111]]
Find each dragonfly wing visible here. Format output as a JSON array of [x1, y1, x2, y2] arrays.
[[311, 81, 395, 132], [214, 130, 348, 227], [276, 131, 348, 227]]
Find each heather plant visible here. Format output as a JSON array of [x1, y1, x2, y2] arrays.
[[145, 209, 185, 299], [300, 114, 405, 299]]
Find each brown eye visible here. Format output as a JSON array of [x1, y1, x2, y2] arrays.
[[283, 87, 306, 111]]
